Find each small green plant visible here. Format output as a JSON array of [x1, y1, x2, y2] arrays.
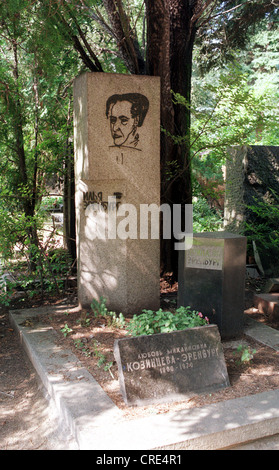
[[91, 296, 109, 317], [96, 353, 107, 368], [60, 323, 73, 337], [106, 311, 126, 329], [74, 338, 92, 357], [235, 345, 256, 365], [103, 361, 114, 376], [91, 297, 126, 329], [80, 311, 91, 327], [74, 338, 83, 348], [92, 340, 114, 378], [127, 306, 209, 337], [0, 278, 13, 307], [0, 291, 10, 307]]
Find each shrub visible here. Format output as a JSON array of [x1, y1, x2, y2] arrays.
[[127, 306, 209, 337]]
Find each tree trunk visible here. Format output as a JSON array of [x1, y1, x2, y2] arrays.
[[12, 39, 39, 269], [168, 0, 197, 278], [64, 100, 76, 264], [145, 0, 197, 278]]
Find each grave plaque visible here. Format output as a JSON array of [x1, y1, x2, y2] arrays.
[[73, 72, 160, 314], [114, 325, 230, 406], [178, 232, 247, 339]]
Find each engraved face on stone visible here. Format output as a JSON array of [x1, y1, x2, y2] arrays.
[[106, 93, 149, 150], [110, 100, 138, 148]]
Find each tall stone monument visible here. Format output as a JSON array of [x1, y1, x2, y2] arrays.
[[73, 73, 161, 314]]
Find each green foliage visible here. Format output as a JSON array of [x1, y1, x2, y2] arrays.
[[74, 335, 114, 376], [127, 307, 209, 337], [74, 339, 92, 357], [90, 299, 210, 337], [0, 0, 79, 291], [91, 296, 109, 317], [171, 62, 279, 232], [195, 3, 279, 75], [0, 1, 78, 307], [193, 197, 223, 232], [243, 190, 279, 275], [191, 19, 279, 185], [73, 331, 114, 375], [239, 18, 279, 147], [91, 297, 126, 328], [92, 340, 114, 377], [60, 323, 73, 337], [0, 211, 73, 306], [80, 311, 92, 328], [191, 64, 278, 166], [47, 248, 72, 276], [235, 345, 256, 365], [0, 275, 14, 307]]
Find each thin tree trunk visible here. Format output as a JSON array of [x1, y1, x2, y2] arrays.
[[12, 39, 39, 269], [12, 41, 28, 188], [64, 98, 76, 262]]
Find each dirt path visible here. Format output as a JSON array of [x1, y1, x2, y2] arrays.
[[0, 309, 77, 450]]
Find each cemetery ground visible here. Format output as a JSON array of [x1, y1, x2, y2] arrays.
[[37, 277, 279, 418], [1, 274, 279, 445]]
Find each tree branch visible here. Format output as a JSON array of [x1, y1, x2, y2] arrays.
[[103, 0, 145, 73], [191, 0, 218, 29], [50, 5, 102, 72], [63, 2, 103, 72]]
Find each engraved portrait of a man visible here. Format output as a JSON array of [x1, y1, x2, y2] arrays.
[[106, 93, 149, 150]]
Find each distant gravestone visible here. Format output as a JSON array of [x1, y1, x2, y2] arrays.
[[264, 278, 279, 293], [254, 293, 279, 322], [178, 232, 247, 339], [73, 73, 161, 314], [114, 325, 230, 406], [225, 145, 279, 233], [225, 145, 279, 276]]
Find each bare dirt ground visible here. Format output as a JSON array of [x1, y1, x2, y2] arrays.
[[0, 307, 78, 450], [1, 275, 279, 448]]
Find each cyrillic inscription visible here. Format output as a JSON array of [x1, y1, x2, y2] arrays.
[[83, 191, 122, 211], [186, 245, 223, 270], [125, 343, 219, 374], [114, 325, 230, 406]]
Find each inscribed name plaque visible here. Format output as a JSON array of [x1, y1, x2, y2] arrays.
[[114, 325, 230, 406], [185, 244, 223, 270]]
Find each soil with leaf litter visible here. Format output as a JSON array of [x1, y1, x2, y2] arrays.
[[25, 276, 279, 420]]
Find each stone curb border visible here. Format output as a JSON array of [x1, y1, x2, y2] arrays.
[[10, 306, 279, 450]]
